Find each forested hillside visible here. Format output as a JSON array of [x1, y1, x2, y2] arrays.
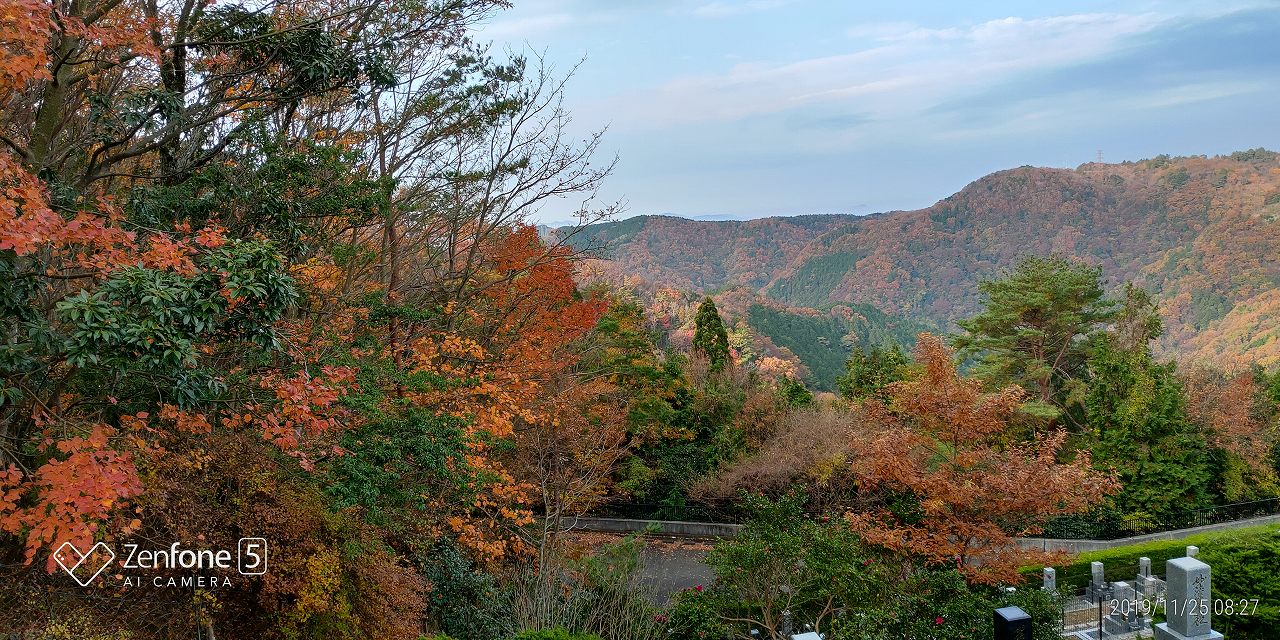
[[572, 151, 1280, 366], [563, 214, 847, 290]]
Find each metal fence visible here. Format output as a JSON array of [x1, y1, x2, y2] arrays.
[[587, 496, 1280, 541], [1040, 497, 1280, 540], [585, 499, 742, 523], [1056, 563, 1168, 639]]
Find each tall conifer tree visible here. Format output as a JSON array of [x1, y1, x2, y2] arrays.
[[693, 297, 731, 371]]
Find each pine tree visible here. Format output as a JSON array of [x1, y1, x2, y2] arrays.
[[692, 297, 731, 371], [954, 256, 1117, 421]]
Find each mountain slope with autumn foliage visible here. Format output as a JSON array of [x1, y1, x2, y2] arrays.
[[564, 214, 849, 291], [569, 150, 1280, 366]]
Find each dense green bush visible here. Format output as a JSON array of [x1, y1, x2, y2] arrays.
[[700, 493, 884, 636], [1193, 530, 1280, 639], [829, 569, 1061, 640], [417, 543, 513, 640], [666, 587, 728, 639]]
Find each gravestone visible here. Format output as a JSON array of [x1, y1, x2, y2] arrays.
[[1106, 581, 1144, 632], [1087, 561, 1110, 603], [994, 606, 1032, 640], [1042, 567, 1056, 592], [1153, 556, 1222, 640], [1137, 556, 1159, 598]]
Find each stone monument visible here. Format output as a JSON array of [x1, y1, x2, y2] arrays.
[[1137, 556, 1159, 599], [1086, 561, 1111, 603], [994, 606, 1032, 640], [1153, 556, 1223, 640], [1104, 581, 1145, 633]]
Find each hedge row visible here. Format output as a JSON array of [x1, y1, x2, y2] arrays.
[[1026, 524, 1280, 639], [1035, 523, 1279, 590]]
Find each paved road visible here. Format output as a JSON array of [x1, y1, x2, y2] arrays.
[[636, 539, 714, 603]]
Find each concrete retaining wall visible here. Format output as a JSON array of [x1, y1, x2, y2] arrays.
[[563, 513, 1280, 550], [559, 516, 742, 538], [1015, 513, 1280, 553]]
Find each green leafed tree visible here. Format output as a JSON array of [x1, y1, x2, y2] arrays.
[[954, 256, 1117, 423], [1110, 282, 1164, 354], [1084, 343, 1213, 528], [836, 343, 909, 403], [692, 297, 731, 371], [696, 493, 883, 639], [777, 377, 815, 407], [1080, 283, 1213, 531]]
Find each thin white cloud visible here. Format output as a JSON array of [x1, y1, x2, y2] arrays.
[[477, 12, 576, 40], [600, 12, 1171, 131], [1121, 80, 1265, 110], [844, 21, 918, 41], [478, 0, 646, 43], [691, 0, 794, 19], [925, 79, 1265, 143]]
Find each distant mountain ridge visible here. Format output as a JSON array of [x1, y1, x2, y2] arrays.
[[562, 214, 852, 291], [564, 149, 1280, 367]]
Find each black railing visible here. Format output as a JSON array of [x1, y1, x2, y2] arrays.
[[1178, 497, 1280, 528], [588, 497, 1280, 541], [586, 499, 742, 523], [1041, 497, 1280, 540]]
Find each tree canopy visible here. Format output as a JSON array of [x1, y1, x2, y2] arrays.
[[954, 256, 1117, 423], [692, 297, 731, 371]]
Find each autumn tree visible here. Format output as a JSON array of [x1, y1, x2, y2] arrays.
[[1183, 367, 1280, 502], [1110, 283, 1165, 354], [847, 334, 1117, 584], [693, 407, 856, 512], [693, 297, 730, 371], [0, 0, 618, 637], [954, 256, 1117, 425]]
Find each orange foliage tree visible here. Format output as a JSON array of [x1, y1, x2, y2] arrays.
[[1183, 366, 1280, 497], [1, 0, 619, 636], [847, 334, 1118, 584]]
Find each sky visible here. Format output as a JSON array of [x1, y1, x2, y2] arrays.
[[473, 1, 1280, 225]]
